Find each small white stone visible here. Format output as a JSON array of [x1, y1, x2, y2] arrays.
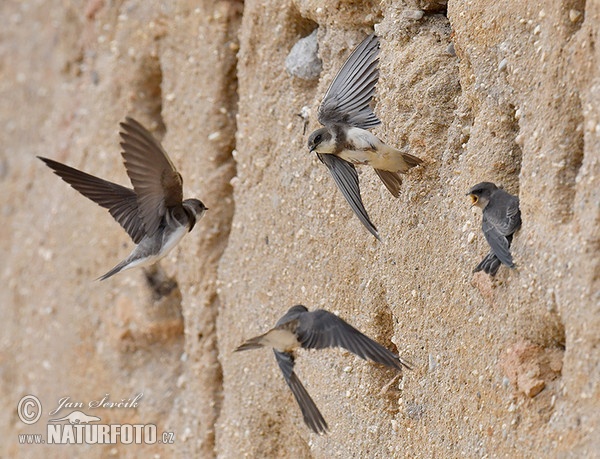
[[569, 9, 582, 22], [403, 9, 424, 20], [514, 108, 522, 120], [428, 354, 437, 371]]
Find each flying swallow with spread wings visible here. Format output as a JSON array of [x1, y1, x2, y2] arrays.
[[307, 34, 423, 239], [235, 305, 411, 434], [39, 117, 207, 280]]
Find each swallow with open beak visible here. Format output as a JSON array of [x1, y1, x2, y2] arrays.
[[307, 34, 423, 240], [468, 182, 521, 276], [39, 117, 207, 280], [235, 304, 412, 434]]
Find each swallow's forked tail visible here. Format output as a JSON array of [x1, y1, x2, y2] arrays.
[[401, 151, 424, 169], [374, 169, 402, 198], [97, 259, 129, 281], [474, 251, 502, 276], [234, 335, 265, 352]]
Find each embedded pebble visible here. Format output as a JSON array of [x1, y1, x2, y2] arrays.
[[569, 9, 582, 22], [403, 9, 424, 20], [428, 354, 437, 371], [285, 29, 322, 80]]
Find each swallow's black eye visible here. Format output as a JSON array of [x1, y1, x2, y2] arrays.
[[314, 134, 322, 144]]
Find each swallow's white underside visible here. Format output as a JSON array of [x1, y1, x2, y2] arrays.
[[119, 224, 188, 273], [262, 328, 301, 352]]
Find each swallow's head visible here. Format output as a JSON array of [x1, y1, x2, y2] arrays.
[[307, 127, 334, 153], [287, 304, 309, 314], [276, 304, 309, 327], [467, 182, 498, 209], [183, 199, 208, 231]]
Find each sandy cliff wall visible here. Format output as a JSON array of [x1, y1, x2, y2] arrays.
[[1, 0, 598, 458]]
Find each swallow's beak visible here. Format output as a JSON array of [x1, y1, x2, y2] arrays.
[[469, 194, 478, 206], [309, 145, 316, 153]]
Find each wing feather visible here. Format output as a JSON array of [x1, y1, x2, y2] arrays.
[[318, 34, 381, 129], [38, 156, 145, 243], [482, 192, 521, 267], [297, 310, 410, 371], [318, 154, 380, 240], [120, 117, 183, 237], [274, 351, 328, 434]]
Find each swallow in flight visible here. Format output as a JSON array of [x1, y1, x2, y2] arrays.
[[39, 117, 207, 280], [307, 34, 423, 239], [235, 304, 411, 434]]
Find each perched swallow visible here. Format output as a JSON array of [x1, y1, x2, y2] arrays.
[[468, 182, 521, 276], [39, 117, 207, 280], [235, 305, 411, 434], [307, 34, 423, 239]]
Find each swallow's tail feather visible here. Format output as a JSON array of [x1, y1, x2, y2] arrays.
[[401, 152, 424, 169], [234, 336, 266, 352], [374, 169, 402, 197], [475, 233, 516, 276], [473, 251, 502, 276], [97, 259, 129, 281]]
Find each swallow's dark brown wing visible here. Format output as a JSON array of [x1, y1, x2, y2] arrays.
[[38, 156, 145, 243], [274, 350, 328, 434], [318, 34, 381, 130], [482, 192, 521, 268], [119, 117, 183, 237], [296, 309, 411, 371], [318, 153, 380, 240]]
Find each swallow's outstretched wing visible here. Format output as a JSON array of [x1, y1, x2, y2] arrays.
[[274, 350, 328, 434], [296, 309, 411, 371], [318, 34, 381, 130], [38, 156, 145, 243], [120, 117, 184, 237], [318, 153, 380, 240]]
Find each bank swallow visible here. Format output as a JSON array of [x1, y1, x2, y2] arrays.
[[468, 182, 521, 276], [235, 305, 411, 434], [39, 117, 207, 280], [307, 34, 423, 239]]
